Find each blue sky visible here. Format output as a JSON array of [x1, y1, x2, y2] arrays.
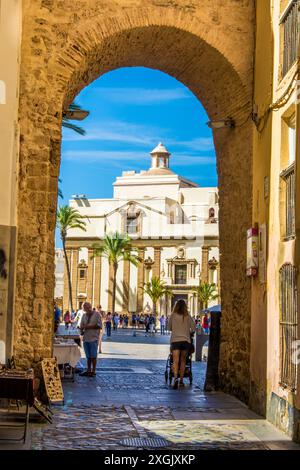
[[57, 67, 217, 246]]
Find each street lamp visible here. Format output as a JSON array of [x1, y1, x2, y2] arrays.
[[207, 117, 235, 129]]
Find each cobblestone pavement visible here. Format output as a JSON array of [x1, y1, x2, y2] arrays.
[[30, 329, 300, 450]]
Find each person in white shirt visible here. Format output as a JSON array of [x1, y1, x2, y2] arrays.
[[96, 305, 105, 353], [79, 302, 102, 377], [74, 308, 84, 328], [168, 300, 196, 389]]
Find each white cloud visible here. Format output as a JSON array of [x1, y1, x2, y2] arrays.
[[63, 150, 146, 165], [63, 120, 163, 145], [169, 137, 215, 152], [63, 150, 215, 167], [172, 155, 216, 165], [93, 87, 191, 105]]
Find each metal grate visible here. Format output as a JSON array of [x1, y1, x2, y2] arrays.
[[281, 162, 295, 239], [282, 0, 300, 77], [119, 437, 169, 448], [279, 263, 298, 391]]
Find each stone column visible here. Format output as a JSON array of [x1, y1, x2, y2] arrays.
[[63, 249, 71, 311], [122, 259, 130, 313], [86, 249, 94, 305], [71, 249, 79, 310], [216, 262, 221, 300], [108, 261, 114, 312], [136, 248, 145, 313], [153, 247, 162, 278], [201, 246, 210, 283], [93, 255, 101, 307]]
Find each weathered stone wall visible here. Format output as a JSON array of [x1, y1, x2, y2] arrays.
[[14, 0, 254, 402]]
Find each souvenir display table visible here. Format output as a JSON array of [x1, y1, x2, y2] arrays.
[[53, 340, 81, 380], [0, 369, 34, 443]]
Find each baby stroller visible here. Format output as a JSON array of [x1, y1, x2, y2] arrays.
[[164, 335, 194, 386]]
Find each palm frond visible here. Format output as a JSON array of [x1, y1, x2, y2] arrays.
[[92, 232, 140, 267], [194, 281, 218, 309], [62, 120, 86, 135], [141, 276, 172, 304], [57, 205, 87, 236]]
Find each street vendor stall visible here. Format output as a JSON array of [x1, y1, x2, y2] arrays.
[[0, 369, 34, 443], [53, 340, 81, 380]]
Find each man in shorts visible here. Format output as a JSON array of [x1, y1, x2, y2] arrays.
[[79, 302, 102, 377]]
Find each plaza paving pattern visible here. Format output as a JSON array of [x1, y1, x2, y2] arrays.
[[30, 328, 300, 450]]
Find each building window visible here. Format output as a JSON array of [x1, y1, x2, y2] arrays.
[[175, 264, 187, 285], [280, 162, 295, 239], [279, 264, 298, 391], [79, 269, 86, 279], [208, 207, 217, 224], [169, 210, 175, 224], [209, 208, 215, 218], [281, 0, 300, 77], [126, 216, 138, 234]]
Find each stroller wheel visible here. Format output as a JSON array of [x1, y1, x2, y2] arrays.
[[169, 374, 172, 386], [189, 373, 193, 385], [164, 371, 168, 384]]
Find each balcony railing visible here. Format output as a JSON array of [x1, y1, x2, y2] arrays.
[[280, 162, 295, 239], [279, 263, 298, 391], [281, 0, 300, 77]]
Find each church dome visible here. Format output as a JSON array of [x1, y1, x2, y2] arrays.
[[150, 142, 170, 156]]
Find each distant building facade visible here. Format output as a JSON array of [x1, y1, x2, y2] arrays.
[[62, 144, 219, 315], [54, 249, 64, 308]]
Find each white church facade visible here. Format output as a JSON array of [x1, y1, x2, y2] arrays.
[[62, 144, 220, 315]]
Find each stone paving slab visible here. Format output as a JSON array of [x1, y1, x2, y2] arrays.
[[24, 328, 300, 450], [31, 404, 299, 451]]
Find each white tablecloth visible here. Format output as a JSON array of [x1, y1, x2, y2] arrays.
[[53, 343, 81, 368]]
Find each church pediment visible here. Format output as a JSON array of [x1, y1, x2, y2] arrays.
[[106, 200, 165, 218]]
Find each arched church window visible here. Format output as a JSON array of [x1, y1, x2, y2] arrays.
[[126, 216, 138, 234], [126, 204, 141, 234]]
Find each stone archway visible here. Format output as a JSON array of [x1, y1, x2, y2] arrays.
[[15, 0, 254, 403]]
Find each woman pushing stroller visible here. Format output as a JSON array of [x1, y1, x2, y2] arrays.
[[168, 299, 196, 389]]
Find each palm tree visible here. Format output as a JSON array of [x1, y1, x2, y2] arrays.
[[141, 276, 172, 317], [194, 281, 218, 310], [62, 101, 87, 135], [92, 232, 141, 314], [59, 102, 88, 199], [57, 205, 87, 312]]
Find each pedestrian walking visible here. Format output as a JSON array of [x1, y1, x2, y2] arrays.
[[79, 302, 102, 377], [165, 315, 169, 334], [114, 313, 119, 331], [201, 312, 210, 335], [96, 305, 105, 353], [159, 315, 166, 335], [63, 310, 71, 329], [144, 315, 150, 336], [105, 312, 112, 337], [168, 299, 196, 389], [149, 314, 155, 336], [54, 304, 61, 334], [132, 313, 137, 329]]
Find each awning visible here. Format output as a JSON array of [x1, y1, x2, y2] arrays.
[[203, 304, 221, 313]]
